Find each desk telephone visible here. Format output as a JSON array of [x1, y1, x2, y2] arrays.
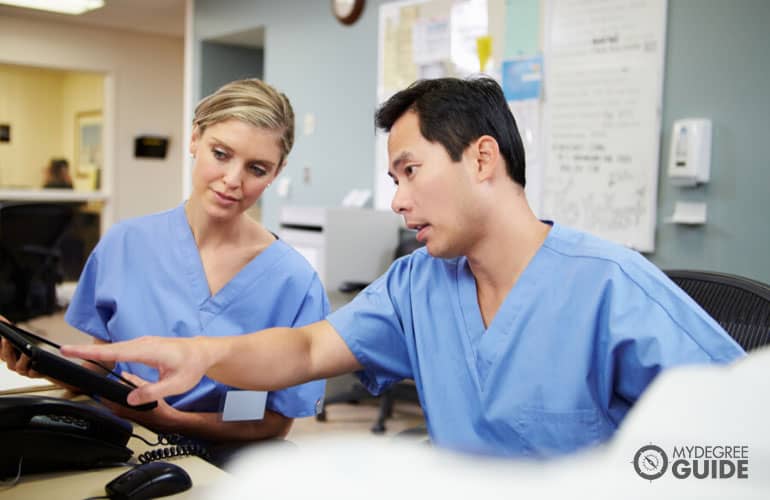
[[0, 395, 132, 476], [0, 395, 211, 478]]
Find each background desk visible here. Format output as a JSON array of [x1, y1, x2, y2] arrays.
[[0, 389, 227, 499]]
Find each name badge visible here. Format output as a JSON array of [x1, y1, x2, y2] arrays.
[[221, 390, 267, 421]]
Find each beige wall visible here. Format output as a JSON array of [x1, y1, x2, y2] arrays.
[[0, 15, 184, 225], [0, 65, 64, 187], [0, 64, 102, 188], [61, 71, 104, 189]]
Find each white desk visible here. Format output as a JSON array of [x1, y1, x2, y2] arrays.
[[0, 366, 56, 395], [0, 189, 108, 203]]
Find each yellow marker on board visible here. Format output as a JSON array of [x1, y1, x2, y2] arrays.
[[476, 35, 492, 72]]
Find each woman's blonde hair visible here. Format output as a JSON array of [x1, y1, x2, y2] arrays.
[[193, 78, 295, 165]]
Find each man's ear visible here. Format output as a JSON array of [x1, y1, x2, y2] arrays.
[[474, 135, 501, 182]]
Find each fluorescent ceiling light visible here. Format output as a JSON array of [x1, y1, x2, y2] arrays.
[[0, 0, 105, 15]]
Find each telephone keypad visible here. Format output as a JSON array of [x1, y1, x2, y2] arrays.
[[29, 414, 90, 431]]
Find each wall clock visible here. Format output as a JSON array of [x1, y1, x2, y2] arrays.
[[332, 0, 365, 26]]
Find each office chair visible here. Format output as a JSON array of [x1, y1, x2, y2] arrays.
[[665, 270, 770, 352], [317, 228, 424, 434], [0, 203, 76, 322]]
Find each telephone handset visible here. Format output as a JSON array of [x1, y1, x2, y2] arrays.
[[0, 395, 133, 477]]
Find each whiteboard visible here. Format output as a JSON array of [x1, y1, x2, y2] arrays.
[[541, 0, 668, 252]]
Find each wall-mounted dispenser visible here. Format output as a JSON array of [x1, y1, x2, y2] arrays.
[[668, 119, 712, 187]]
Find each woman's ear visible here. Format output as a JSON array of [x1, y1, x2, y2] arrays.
[[475, 135, 500, 182], [189, 126, 201, 158], [273, 159, 287, 178]]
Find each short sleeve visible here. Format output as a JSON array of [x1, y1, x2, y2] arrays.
[[64, 248, 113, 341], [290, 274, 330, 326], [327, 258, 414, 396], [601, 272, 745, 424], [265, 272, 330, 418]]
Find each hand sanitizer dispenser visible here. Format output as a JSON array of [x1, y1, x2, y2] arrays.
[[668, 119, 712, 187]]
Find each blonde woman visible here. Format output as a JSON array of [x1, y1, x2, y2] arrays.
[[3, 79, 327, 455]]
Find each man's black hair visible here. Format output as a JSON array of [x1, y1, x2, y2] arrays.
[[375, 77, 526, 187]]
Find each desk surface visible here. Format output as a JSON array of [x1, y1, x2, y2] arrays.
[[0, 389, 227, 499]]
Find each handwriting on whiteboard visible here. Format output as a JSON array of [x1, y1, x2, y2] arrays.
[[542, 0, 667, 251]]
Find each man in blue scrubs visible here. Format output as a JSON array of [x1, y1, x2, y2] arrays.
[[63, 77, 745, 458]]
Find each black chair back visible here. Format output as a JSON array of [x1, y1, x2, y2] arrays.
[[0, 203, 76, 321], [665, 270, 770, 352], [0, 203, 75, 249]]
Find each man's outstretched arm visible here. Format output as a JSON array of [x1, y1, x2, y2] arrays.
[[61, 320, 361, 406]]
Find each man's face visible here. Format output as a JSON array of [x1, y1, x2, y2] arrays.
[[387, 111, 479, 258]]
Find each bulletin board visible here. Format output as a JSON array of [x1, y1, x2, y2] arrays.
[[540, 0, 668, 252], [375, 0, 496, 210], [375, 0, 668, 253]]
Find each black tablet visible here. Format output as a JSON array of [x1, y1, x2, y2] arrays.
[[0, 321, 157, 411]]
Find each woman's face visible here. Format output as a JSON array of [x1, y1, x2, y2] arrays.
[[189, 118, 283, 220]]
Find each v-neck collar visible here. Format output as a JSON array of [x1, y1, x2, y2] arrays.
[[455, 222, 558, 390], [171, 203, 286, 329]]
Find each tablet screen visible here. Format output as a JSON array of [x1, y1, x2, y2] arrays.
[[0, 321, 157, 411]]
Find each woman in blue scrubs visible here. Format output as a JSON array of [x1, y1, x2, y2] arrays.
[[3, 79, 327, 447], [62, 77, 744, 458]]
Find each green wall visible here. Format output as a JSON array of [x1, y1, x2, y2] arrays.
[[649, 0, 770, 282], [200, 41, 263, 98], [193, 0, 770, 283], [194, 0, 382, 233]]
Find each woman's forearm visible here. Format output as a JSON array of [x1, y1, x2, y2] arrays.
[[159, 409, 293, 443]]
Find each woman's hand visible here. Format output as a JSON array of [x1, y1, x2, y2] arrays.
[[0, 315, 42, 378], [101, 372, 185, 435]]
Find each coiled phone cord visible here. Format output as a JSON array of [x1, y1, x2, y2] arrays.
[[131, 432, 211, 464]]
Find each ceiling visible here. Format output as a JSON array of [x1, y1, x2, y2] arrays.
[[0, 0, 186, 38]]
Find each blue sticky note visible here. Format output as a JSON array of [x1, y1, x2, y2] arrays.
[[501, 55, 543, 101]]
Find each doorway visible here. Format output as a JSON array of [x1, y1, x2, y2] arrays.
[[198, 26, 265, 221]]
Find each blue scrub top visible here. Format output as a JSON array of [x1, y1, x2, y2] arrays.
[[66, 204, 328, 417], [327, 222, 744, 457]]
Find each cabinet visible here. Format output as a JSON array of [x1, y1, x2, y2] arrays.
[[279, 206, 402, 293]]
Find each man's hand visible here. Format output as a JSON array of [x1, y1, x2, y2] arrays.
[[64, 322, 359, 404], [61, 336, 213, 406]]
